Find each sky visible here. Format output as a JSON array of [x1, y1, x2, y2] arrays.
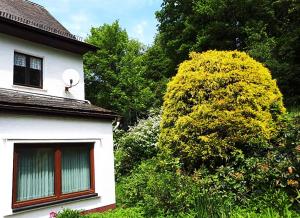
[[32, 0, 162, 45]]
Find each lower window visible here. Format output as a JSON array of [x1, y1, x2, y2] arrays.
[[13, 143, 95, 209]]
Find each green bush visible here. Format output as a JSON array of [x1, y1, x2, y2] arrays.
[[87, 207, 144, 218], [115, 151, 299, 216], [56, 209, 84, 218], [275, 114, 300, 207], [52, 206, 300, 218], [230, 207, 300, 218], [159, 50, 285, 170], [116, 155, 202, 217], [192, 149, 298, 212], [114, 110, 161, 178]]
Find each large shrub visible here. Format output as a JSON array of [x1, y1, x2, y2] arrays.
[[116, 156, 203, 217], [159, 50, 286, 169]]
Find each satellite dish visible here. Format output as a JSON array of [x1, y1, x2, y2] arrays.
[[62, 69, 80, 92]]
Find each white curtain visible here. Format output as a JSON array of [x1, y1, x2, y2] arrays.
[[62, 147, 90, 194], [17, 149, 54, 201], [30, 57, 42, 70], [14, 54, 26, 67]]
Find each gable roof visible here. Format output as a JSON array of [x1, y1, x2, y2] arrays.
[[0, 88, 118, 120], [0, 0, 97, 54], [0, 0, 71, 37]]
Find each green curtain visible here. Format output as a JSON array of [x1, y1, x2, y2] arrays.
[[17, 148, 54, 201], [62, 147, 90, 194]]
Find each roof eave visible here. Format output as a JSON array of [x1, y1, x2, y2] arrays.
[[0, 17, 98, 55], [0, 103, 118, 120]]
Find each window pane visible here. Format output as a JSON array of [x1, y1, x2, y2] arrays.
[[13, 66, 26, 85], [14, 53, 26, 67], [62, 147, 90, 194], [30, 57, 41, 70], [17, 148, 54, 201], [29, 69, 41, 87]]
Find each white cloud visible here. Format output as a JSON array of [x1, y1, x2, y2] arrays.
[[65, 12, 93, 38], [133, 21, 148, 39]]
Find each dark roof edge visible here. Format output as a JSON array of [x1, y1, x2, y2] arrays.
[[0, 16, 98, 54], [0, 103, 118, 120], [23, 0, 45, 9]]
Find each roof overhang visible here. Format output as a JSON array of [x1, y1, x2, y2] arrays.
[[0, 88, 118, 121], [0, 16, 98, 55], [0, 103, 117, 120]]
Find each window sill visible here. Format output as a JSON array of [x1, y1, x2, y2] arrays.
[[12, 193, 99, 214], [12, 84, 47, 93]]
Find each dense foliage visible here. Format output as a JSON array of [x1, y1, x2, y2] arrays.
[[116, 113, 300, 217], [156, 0, 300, 105], [80, 1, 300, 217], [88, 207, 144, 218], [141, 37, 173, 107], [159, 50, 285, 169], [114, 111, 161, 178], [84, 21, 155, 126], [59, 206, 300, 218]]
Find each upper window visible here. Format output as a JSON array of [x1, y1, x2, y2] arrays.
[[14, 52, 43, 88], [12, 143, 95, 209]]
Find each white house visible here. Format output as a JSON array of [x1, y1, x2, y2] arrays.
[[0, 1, 117, 217]]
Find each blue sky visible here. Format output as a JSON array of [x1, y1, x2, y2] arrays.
[[32, 0, 162, 45]]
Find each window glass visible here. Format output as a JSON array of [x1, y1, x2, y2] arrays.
[[14, 54, 26, 67], [30, 57, 42, 70], [13, 52, 42, 88], [62, 147, 91, 194], [13, 67, 26, 85], [13, 144, 94, 208], [17, 148, 55, 201], [29, 69, 41, 87]]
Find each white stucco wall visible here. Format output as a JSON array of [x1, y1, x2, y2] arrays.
[[0, 33, 85, 100], [0, 112, 116, 218]]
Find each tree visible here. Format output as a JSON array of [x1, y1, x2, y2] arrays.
[[159, 51, 285, 170], [156, 0, 195, 71], [156, 0, 300, 105], [141, 36, 173, 107], [84, 21, 155, 126]]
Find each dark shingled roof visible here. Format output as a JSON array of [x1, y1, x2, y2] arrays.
[[0, 0, 97, 53], [0, 0, 71, 36], [0, 88, 118, 120]]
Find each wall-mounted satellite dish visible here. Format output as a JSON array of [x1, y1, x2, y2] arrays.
[[62, 69, 80, 92]]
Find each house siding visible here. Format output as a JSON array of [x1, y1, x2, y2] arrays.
[[0, 112, 116, 218]]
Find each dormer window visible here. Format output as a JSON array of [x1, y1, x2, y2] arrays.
[[14, 52, 43, 88]]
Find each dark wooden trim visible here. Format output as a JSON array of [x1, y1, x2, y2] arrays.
[[13, 193, 98, 213], [12, 150, 18, 208], [90, 145, 95, 192], [81, 204, 116, 215], [12, 143, 96, 209], [55, 146, 62, 197], [61, 190, 95, 199], [13, 196, 58, 209]]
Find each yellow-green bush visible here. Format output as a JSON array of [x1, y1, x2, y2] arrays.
[[159, 50, 286, 169]]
